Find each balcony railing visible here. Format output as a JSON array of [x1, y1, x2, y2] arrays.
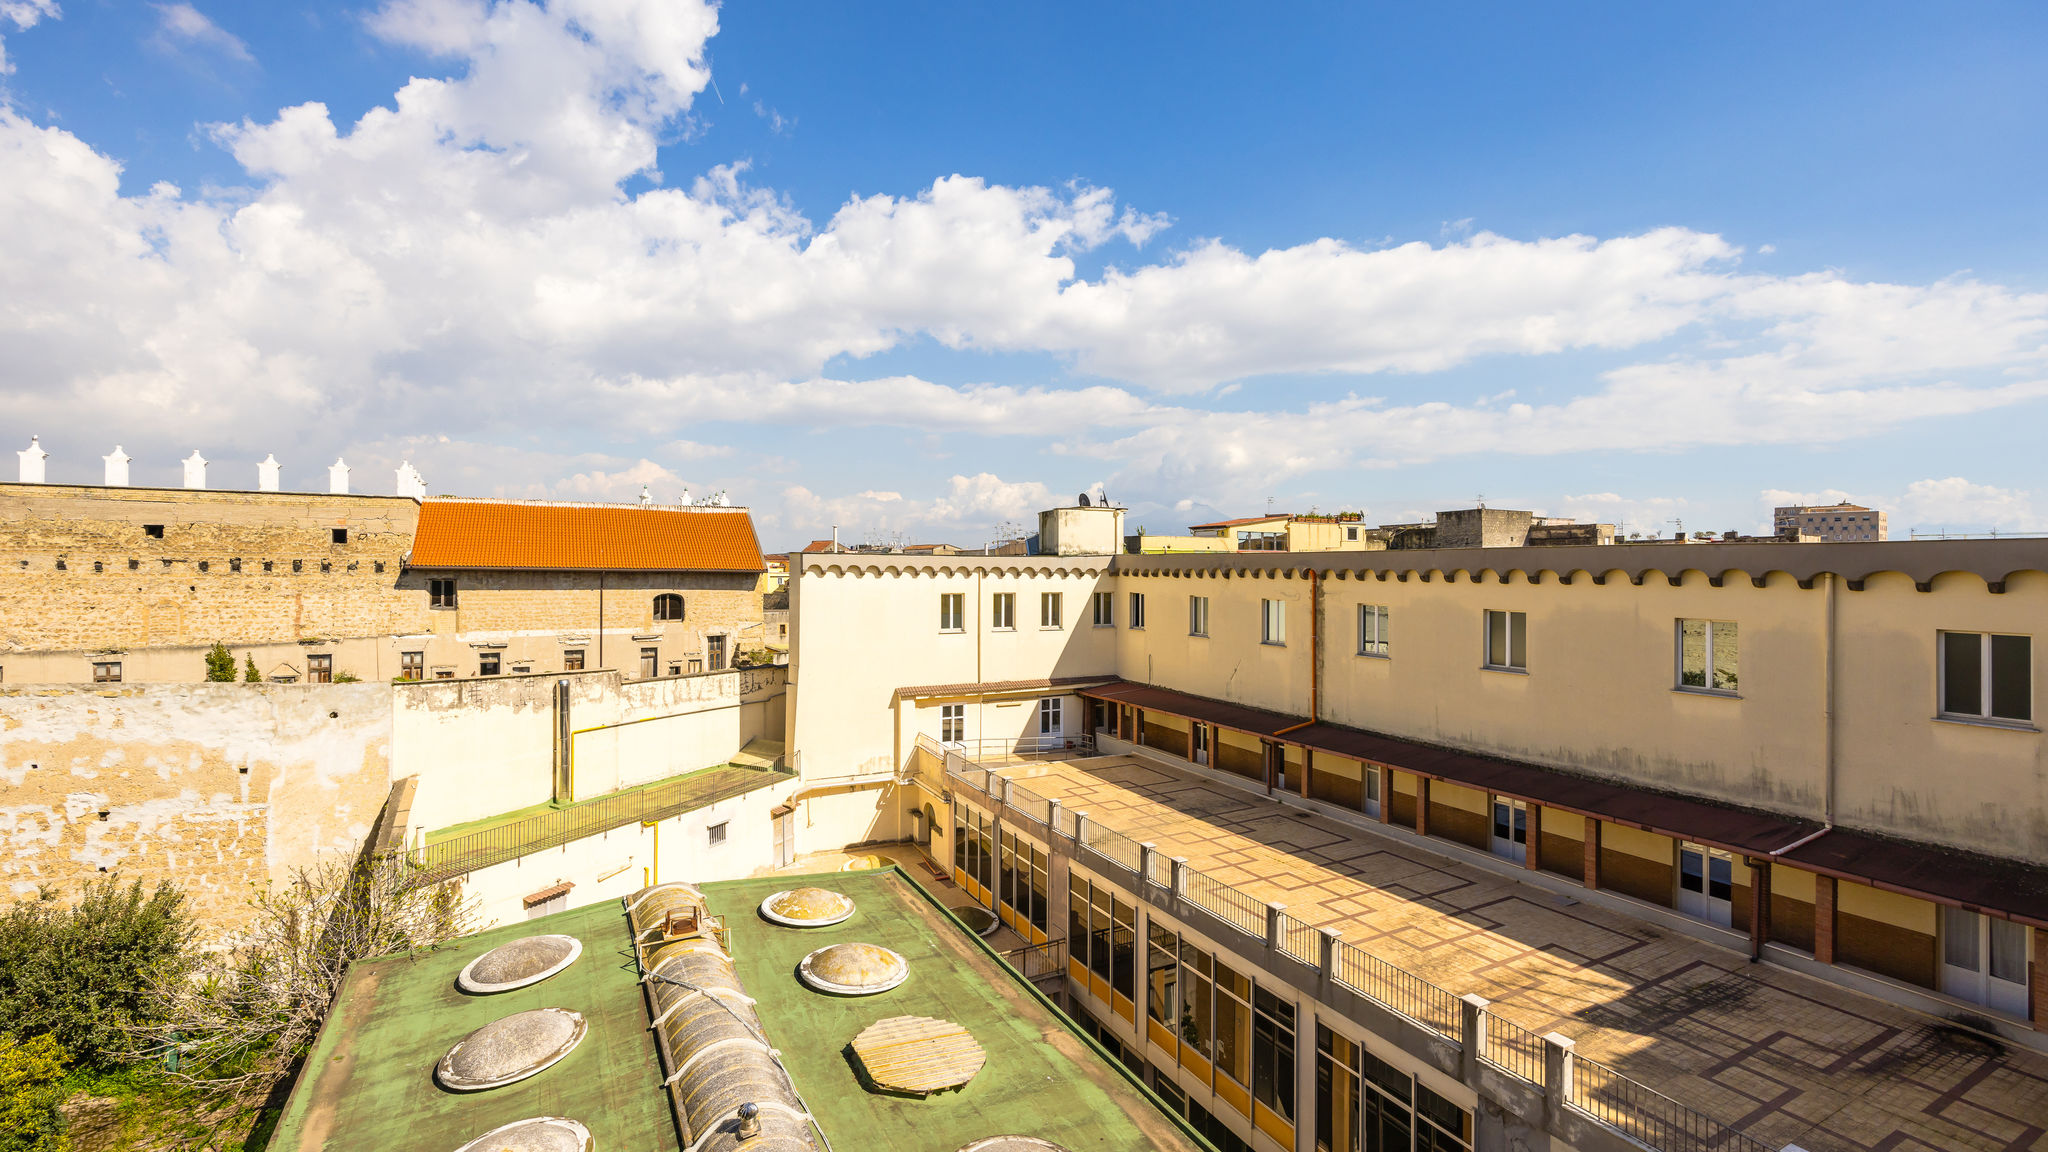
[[942, 752, 1776, 1152]]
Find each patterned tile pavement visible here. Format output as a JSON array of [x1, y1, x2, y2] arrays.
[[1005, 755, 2048, 1152]]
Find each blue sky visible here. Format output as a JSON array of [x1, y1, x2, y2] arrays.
[[3, 1, 2047, 547]]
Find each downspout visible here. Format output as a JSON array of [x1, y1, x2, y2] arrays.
[[598, 571, 607, 670], [1271, 568, 1323, 792], [1767, 576, 1837, 884]]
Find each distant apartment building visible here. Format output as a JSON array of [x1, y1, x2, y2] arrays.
[[1775, 501, 1888, 541]]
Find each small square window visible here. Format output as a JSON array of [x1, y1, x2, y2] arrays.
[[331, 528, 348, 545], [373, 561, 385, 574], [93, 661, 122, 683], [262, 561, 273, 573], [143, 525, 164, 539], [563, 649, 585, 671], [292, 560, 303, 573], [229, 558, 241, 573], [708, 822, 728, 846], [478, 652, 501, 676], [430, 578, 457, 609], [128, 559, 140, 571]]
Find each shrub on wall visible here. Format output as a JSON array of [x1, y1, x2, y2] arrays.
[[0, 881, 194, 1071], [241, 656, 260, 683], [0, 1034, 67, 1151], [203, 644, 236, 683]]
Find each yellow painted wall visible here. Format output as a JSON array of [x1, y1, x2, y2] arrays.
[[1432, 781, 1488, 815], [1602, 823, 1674, 863], [1836, 880, 1938, 934]]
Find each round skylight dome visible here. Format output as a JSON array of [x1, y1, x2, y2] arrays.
[[760, 886, 856, 927], [435, 1008, 587, 1092], [953, 906, 999, 937], [798, 941, 909, 995], [955, 1139, 1073, 1151], [452, 1117, 594, 1152], [456, 934, 583, 994]]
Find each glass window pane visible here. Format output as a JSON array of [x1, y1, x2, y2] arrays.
[[1487, 611, 1507, 667], [1990, 634, 2031, 721], [1943, 905, 1980, 971], [1679, 850, 1704, 893], [1990, 918, 2027, 984], [1679, 620, 1706, 686], [1943, 632, 1983, 715], [1711, 621, 1739, 691], [1509, 612, 1526, 669], [1707, 856, 1732, 902]]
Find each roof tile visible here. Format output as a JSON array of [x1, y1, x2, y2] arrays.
[[409, 501, 764, 572]]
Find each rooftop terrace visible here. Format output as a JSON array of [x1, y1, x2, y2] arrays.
[[1000, 754, 2048, 1152]]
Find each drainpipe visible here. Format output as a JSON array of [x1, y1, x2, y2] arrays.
[[1270, 568, 1322, 795], [1765, 574, 1837, 915], [597, 571, 606, 670]]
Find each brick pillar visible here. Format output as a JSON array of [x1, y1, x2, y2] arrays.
[[1378, 769, 1392, 824], [1524, 803, 1542, 871], [1297, 747, 1310, 799], [1415, 777, 1430, 837], [1583, 816, 1601, 890], [1747, 859, 1770, 961], [2031, 925, 2046, 1031], [1814, 875, 1837, 964]]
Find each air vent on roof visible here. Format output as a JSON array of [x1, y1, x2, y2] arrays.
[[797, 942, 908, 996], [759, 888, 855, 928]]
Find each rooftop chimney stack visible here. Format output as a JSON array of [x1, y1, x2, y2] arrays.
[[17, 436, 46, 483], [328, 457, 350, 495], [259, 454, 281, 492], [395, 461, 426, 500], [103, 445, 130, 487], [182, 450, 208, 490]]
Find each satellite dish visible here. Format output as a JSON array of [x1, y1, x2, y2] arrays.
[[1078, 493, 1091, 507]]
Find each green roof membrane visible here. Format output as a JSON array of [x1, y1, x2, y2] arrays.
[[703, 869, 1209, 1152], [268, 900, 680, 1152]]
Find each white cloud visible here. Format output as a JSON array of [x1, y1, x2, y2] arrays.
[[150, 3, 251, 63], [1896, 477, 2043, 534], [767, 473, 1056, 547], [0, 0, 57, 74]]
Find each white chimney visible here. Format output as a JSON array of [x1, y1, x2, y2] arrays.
[[395, 461, 426, 500], [103, 446, 130, 487], [639, 484, 652, 506], [17, 436, 47, 483], [258, 454, 281, 492], [677, 487, 690, 506], [182, 450, 208, 489], [328, 458, 350, 495]]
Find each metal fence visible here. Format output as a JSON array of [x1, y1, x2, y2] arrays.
[[998, 936, 1069, 982], [1571, 1056, 1776, 1152], [408, 765, 791, 883], [942, 754, 1774, 1152], [1483, 1014, 1547, 1088]]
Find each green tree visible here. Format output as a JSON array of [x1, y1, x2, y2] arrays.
[[203, 644, 236, 683], [0, 881, 194, 1070], [0, 1034, 67, 1151], [242, 655, 260, 683]]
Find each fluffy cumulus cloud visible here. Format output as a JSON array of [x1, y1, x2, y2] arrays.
[[1895, 477, 2043, 534], [3, 0, 2048, 533]]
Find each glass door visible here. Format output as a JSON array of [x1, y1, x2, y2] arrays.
[[1943, 907, 2030, 1016], [1192, 723, 1210, 766], [1677, 843, 1734, 927], [1490, 798, 1528, 864]]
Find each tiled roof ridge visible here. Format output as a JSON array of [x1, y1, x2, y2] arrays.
[[425, 496, 750, 512]]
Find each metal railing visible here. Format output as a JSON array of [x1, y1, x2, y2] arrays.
[[929, 733, 1097, 765], [1483, 1014, 1547, 1087], [408, 765, 790, 883], [998, 936, 1069, 982], [940, 752, 1777, 1152], [1570, 1055, 1775, 1152]]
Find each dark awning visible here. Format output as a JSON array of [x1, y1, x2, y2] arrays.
[[1084, 681, 1304, 739], [1783, 829, 2048, 928]]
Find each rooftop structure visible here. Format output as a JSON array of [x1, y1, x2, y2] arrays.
[[410, 498, 765, 572], [1774, 502, 1888, 542]]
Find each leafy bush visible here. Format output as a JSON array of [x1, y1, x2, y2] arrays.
[[203, 644, 236, 683], [0, 1034, 67, 1151], [331, 671, 359, 683], [242, 656, 260, 683], [0, 881, 194, 1070]]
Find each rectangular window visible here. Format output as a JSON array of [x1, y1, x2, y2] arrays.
[[1029, 846, 1048, 933], [399, 651, 424, 680], [941, 703, 965, 743], [1677, 619, 1739, 692], [1089, 884, 1113, 981], [478, 652, 500, 676], [562, 649, 584, 671], [639, 647, 658, 678], [1317, 1024, 1362, 1152], [331, 528, 348, 545], [1039, 697, 1063, 735], [1129, 592, 1146, 629], [1484, 610, 1527, 671], [991, 592, 1016, 630], [1189, 595, 1210, 637], [1111, 896, 1136, 1003], [1358, 603, 1389, 656], [1147, 923, 1179, 1033], [1213, 960, 1252, 1087], [707, 634, 727, 671], [1041, 591, 1063, 628], [93, 661, 122, 683], [143, 524, 164, 539], [1940, 631, 2032, 723], [1261, 598, 1286, 645], [708, 821, 727, 845], [1092, 591, 1113, 627], [307, 654, 333, 684], [1252, 984, 1297, 1124], [429, 578, 457, 609], [940, 592, 965, 631], [1179, 942, 1214, 1060]]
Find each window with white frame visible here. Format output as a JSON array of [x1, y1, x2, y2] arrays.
[[1092, 590, 1113, 626], [1677, 619, 1739, 692], [1358, 603, 1388, 656], [1039, 697, 1063, 735], [1129, 592, 1146, 629], [1261, 598, 1285, 645], [1484, 610, 1526, 671], [1940, 631, 2032, 723], [1189, 595, 1209, 637], [939, 592, 965, 632], [941, 703, 965, 743], [991, 592, 1016, 630], [1041, 591, 1063, 629]]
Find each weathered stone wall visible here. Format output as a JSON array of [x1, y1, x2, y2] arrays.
[[0, 483, 425, 673], [0, 682, 393, 930]]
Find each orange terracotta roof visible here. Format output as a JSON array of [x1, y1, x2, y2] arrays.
[[1186, 515, 1288, 530], [409, 500, 763, 572]]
